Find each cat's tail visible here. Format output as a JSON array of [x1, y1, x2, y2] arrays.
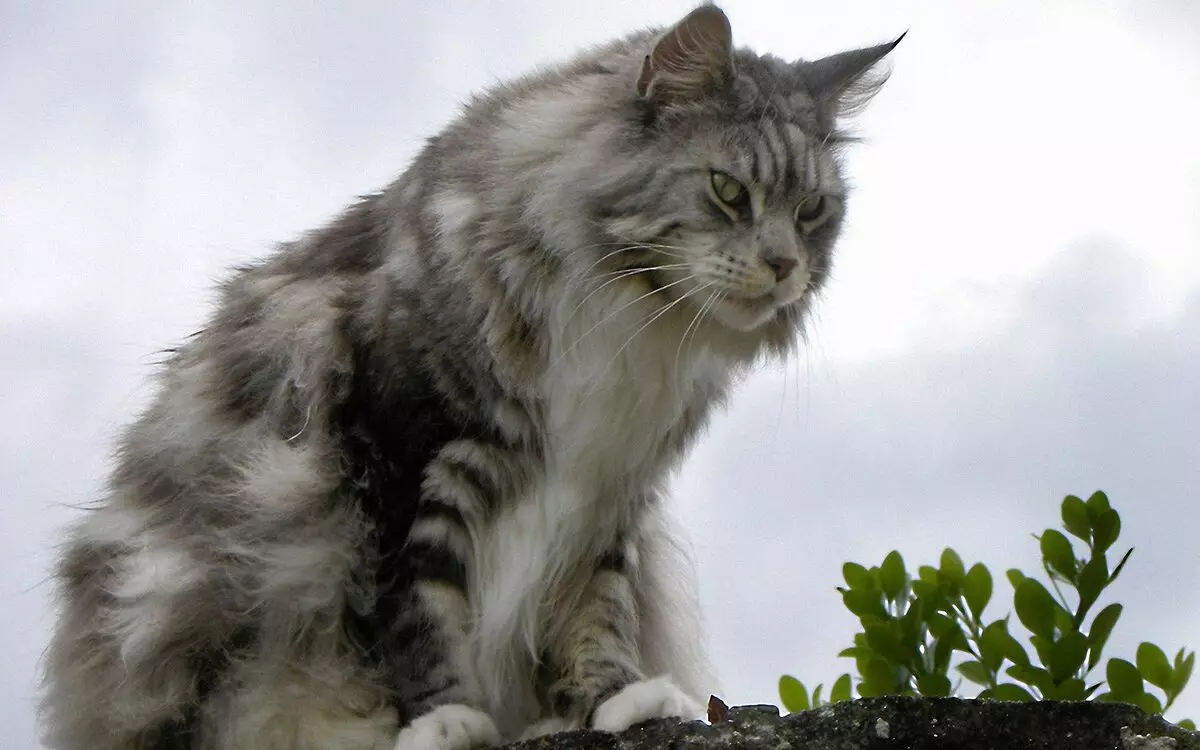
[[633, 501, 722, 710]]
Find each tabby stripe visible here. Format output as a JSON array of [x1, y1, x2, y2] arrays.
[[407, 516, 472, 563], [803, 142, 816, 192], [778, 123, 800, 195], [597, 547, 626, 573], [409, 680, 460, 708], [762, 120, 789, 192], [752, 137, 773, 187], [405, 540, 468, 590], [389, 614, 431, 646], [415, 499, 468, 529], [422, 460, 494, 523]]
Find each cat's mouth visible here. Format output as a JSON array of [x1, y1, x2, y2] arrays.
[[629, 263, 781, 332], [708, 292, 783, 332]]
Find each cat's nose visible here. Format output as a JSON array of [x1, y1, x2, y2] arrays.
[[764, 254, 798, 282]]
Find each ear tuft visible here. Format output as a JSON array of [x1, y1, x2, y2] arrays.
[[636, 5, 734, 104], [804, 32, 905, 120]]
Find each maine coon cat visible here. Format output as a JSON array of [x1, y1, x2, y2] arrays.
[[40, 5, 900, 749]]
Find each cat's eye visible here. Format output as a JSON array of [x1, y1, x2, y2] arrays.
[[793, 195, 826, 225], [709, 171, 748, 215]]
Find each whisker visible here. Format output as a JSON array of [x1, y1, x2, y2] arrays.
[[575, 244, 648, 276], [553, 273, 700, 369], [583, 221, 691, 259], [673, 286, 720, 377], [687, 290, 724, 363], [585, 283, 710, 393], [564, 263, 691, 326]]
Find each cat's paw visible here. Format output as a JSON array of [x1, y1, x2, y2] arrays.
[[393, 704, 500, 750], [517, 716, 577, 740], [590, 676, 703, 733]]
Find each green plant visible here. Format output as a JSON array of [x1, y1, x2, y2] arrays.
[[779, 491, 1195, 729]]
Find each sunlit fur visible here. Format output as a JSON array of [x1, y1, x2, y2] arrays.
[[40, 5, 897, 749]]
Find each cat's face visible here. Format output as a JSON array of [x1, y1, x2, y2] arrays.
[[649, 124, 847, 335], [595, 5, 899, 351]]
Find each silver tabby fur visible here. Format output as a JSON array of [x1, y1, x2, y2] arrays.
[[40, 5, 899, 749]]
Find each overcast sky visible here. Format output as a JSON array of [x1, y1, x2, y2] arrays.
[[2, 2, 1198, 748]]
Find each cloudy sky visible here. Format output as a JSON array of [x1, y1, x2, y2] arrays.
[[2, 1, 1198, 747]]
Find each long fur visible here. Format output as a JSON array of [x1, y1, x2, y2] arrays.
[[40, 5, 898, 749]]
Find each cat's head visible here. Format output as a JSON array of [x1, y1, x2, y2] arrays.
[[594, 5, 901, 355]]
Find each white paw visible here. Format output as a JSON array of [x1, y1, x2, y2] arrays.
[[517, 716, 577, 740], [393, 704, 500, 750], [590, 676, 703, 733]]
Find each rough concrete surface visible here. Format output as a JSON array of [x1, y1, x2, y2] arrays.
[[504, 697, 1199, 750]]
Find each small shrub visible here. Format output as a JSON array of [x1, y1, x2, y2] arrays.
[[779, 491, 1195, 729]]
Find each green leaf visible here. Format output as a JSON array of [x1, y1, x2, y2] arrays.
[[1136, 692, 1163, 715], [957, 660, 993, 687], [933, 632, 957, 674], [843, 562, 873, 591], [1006, 664, 1054, 695], [911, 580, 939, 604], [963, 563, 993, 620], [1006, 568, 1027, 590], [1176, 651, 1196, 696], [991, 683, 1036, 702], [940, 548, 965, 585], [1178, 719, 1196, 731], [1076, 555, 1110, 620], [857, 680, 891, 698], [880, 551, 907, 601], [1039, 529, 1078, 581], [779, 675, 809, 713], [842, 589, 889, 621], [1014, 579, 1058, 640], [1061, 495, 1091, 542], [1085, 490, 1112, 518], [899, 602, 924, 648], [1107, 658, 1144, 699], [830, 673, 852, 704], [1109, 548, 1133, 583], [865, 624, 909, 667], [1049, 677, 1087, 701], [978, 621, 1009, 672], [1087, 603, 1123, 670], [1052, 604, 1074, 636], [926, 612, 956, 639], [1091, 509, 1121, 554], [811, 684, 824, 708], [1049, 632, 1089, 682], [1137, 643, 1173, 691], [917, 673, 952, 697], [861, 657, 897, 696], [1030, 634, 1056, 669]]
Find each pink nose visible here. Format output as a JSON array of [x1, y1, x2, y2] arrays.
[[765, 255, 798, 282]]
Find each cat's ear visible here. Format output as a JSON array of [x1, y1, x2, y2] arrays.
[[803, 32, 905, 120], [636, 5, 734, 104]]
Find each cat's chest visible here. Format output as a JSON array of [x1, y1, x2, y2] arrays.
[[539, 323, 729, 488]]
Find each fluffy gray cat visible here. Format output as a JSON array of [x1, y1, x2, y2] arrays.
[[40, 5, 899, 749]]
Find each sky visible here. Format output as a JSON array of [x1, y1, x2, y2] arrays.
[[2, 1, 1198, 747]]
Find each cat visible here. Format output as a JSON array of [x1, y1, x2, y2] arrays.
[[40, 5, 900, 749]]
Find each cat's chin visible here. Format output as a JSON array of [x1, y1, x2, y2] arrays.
[[708, 295, 782, 333]]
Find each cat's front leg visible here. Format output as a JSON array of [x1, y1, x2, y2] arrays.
[[386, 440, 512, 750], [544, 538, 702, 734]]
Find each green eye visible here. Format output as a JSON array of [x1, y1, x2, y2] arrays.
[[709, 171, 747, 208], [793, 194, 826, 225]]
